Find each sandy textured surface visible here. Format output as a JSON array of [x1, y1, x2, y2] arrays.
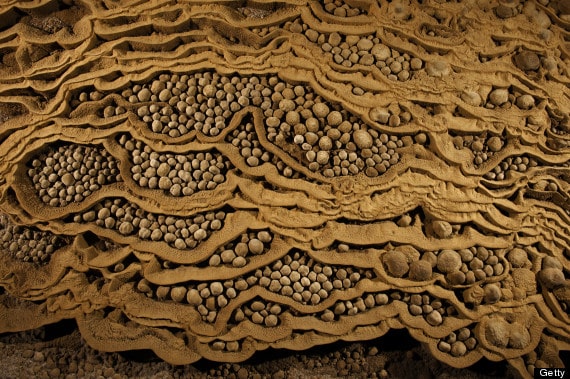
[[0, 0, 569, 378], [0, 321, 521, 378]]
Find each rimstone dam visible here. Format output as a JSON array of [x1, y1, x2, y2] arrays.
[[0, 0, 569, 377]]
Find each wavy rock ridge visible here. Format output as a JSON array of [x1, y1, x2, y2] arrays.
[[0, 0, 569, 377]]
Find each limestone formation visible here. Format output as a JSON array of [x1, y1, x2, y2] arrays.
[[0, 1, 569, 378]]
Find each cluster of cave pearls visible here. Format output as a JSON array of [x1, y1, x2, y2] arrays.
[[0, 0, 569, 377]]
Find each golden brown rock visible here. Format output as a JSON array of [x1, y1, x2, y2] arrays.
[[515, 51, 541, 71], [437, 250, 462, 273], [431, 221, 453, 239], [409, 260, 432, 281], [0, 1, 568, 378], [507, 248, 529, 268], [485, 318, 510, 348], [382, 250, 409, 278], [353, 130, 373, 149], [489, 89, 510, 106], [539, 268, 566, 289]]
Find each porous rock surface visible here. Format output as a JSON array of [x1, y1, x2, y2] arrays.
[[0, 0, 569, 378]]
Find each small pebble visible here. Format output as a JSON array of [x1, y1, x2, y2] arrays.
[[426, 310, 443, 326], [515, 51, 540, 71], [489, 89, 509, 105], [353, 130, 373, 149]]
